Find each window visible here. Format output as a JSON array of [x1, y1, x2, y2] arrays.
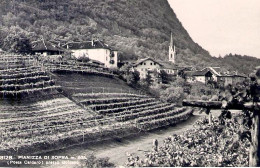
[[150, 63, 153, 65], [144, 63, 146, 65], [154, 63, 156, 65], [140, 63, 143, 65]]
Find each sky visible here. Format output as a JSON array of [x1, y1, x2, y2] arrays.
[[168, 0, 260, 59]]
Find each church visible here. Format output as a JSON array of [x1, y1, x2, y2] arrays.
[[132, 33, 178, 79], [169, 32, 176, 64]]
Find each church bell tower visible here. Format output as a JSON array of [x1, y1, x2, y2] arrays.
[[169, 32, 176, 64]]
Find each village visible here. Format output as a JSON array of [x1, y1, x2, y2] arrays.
[[28, 32, 247, 88], [1, 17, 260, 168], [1, 4, 260, 168]]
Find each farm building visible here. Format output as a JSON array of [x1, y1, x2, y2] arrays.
[[131, 57, 179, 83], [184, 67, 246, 86], [31, 40, 65, 56], [130, 32, 179, 80], [217, 74, 247, 87], [158, 61, 178, 75], [200, 67, 222, 81], [185, 69, 214, 84], [132, 58, 162, 79], [64, 40, 118, 68]]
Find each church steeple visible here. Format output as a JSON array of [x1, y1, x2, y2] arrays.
[[170, 32, 173, 47], [169, 32, 176, 64]]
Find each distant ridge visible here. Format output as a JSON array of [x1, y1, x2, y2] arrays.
[[0, 0, 259, 74]]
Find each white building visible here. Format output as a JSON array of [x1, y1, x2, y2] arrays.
[[65, 40, 118, 68], [184, 70, 214, 84], [132, 58, 162, 79]]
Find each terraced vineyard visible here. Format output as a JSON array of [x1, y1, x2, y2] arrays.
[[0, 55, 59, 97], [0, 54, 193, 155], [40, 56, 116, 78], [54, 72, 194, 132], [0, 54, 101, 154], [72, 92, 193, 131]]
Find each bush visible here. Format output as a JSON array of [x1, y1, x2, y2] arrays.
[[125, 70, 140, 86], [79, 154, 115, 168], [77, 56, 90, 62], [160, 86, 185, 106]]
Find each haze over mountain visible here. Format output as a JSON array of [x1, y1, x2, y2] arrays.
[[169, 0, 260, 59], [0, 0, 259, 74]]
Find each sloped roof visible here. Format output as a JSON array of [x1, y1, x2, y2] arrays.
[[201, 67, 222, 76], [64, 40, 114, 50], [133, 57, 162, 67], [158, 61, 178, 69], [193, 69, 213, 76], [179, 66, 197, 72], [184, 71, 194, 77], [185, 69, 213, 77], [218, 74, 247, 78], [32, 40, 65, 52]]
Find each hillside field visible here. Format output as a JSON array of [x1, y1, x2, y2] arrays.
[[0, 54, 194, 161]]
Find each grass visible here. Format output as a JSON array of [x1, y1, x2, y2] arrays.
[[52, 72, 141, 95]]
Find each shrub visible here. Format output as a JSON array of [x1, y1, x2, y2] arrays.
[[160, 86, 185, 105], [77, 55, 90, 62], [125, 70, 140, 86], [79, 154, 115, 168]]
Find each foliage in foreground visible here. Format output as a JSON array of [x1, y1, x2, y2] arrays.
[[126, 116, 250, 167], [78, 154, 115, 168]]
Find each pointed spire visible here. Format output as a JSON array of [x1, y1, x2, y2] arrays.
[[170, 32, 173, 47]]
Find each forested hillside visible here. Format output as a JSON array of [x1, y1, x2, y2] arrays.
[[0, 0, 259, 74]]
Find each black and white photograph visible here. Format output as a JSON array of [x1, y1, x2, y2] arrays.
[[0, 0, 260, 167]]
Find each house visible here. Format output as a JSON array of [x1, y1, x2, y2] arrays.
[[217, 74, 247, 87], [185, 69, 214, 84], [132, 57, 162, 79], [65, 40, 118, 68], [200, 67, 222, 81], [131, 32, 179, 79], [184, 67, 222, 84], [185, 66, 247, 86], [158, 61, 178, 75], [31, 40, 65, 56]]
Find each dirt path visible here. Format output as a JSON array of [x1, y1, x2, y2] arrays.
[[95, 115, 201, 166], [42, 114, 202, 168]]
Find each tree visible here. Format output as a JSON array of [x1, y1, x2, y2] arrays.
[[2, 33, 31, 54], [120, 63, 132, 75], [183, 66, 260, 166], [145, 72, 153, 87], [159, 70, 170, 84], [160, 86, 185, 105], [125, 70, 140, 86]]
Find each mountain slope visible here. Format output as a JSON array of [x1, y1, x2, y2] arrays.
[[0, 0, 259, 74]]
